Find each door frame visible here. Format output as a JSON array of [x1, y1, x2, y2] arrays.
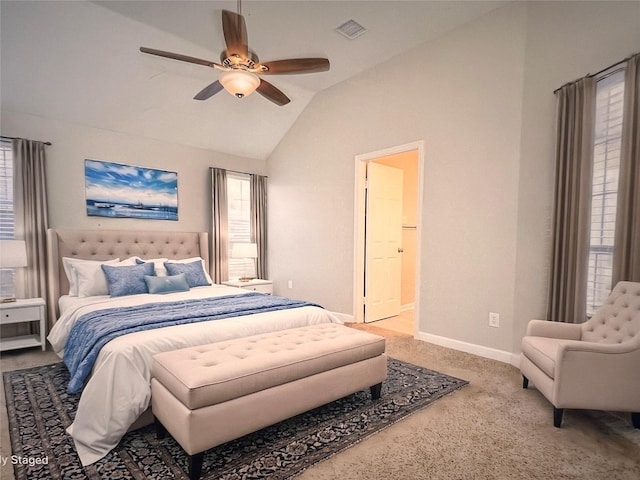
[[353, 140, 425, 331]]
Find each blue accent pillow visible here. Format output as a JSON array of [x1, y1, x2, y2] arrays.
[[101, 262, 155, 297], [164, 260, 211, 287], [144, 274, 190, 294]]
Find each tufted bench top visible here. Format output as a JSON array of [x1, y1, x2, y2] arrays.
[[152, 323, 386, 410]]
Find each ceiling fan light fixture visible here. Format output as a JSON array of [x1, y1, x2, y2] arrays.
[[219, 69, 260, 98]]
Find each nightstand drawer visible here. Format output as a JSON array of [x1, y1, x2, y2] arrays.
[[222, 280, 273, 295], [246, 284, 273, 295], [1, 306, 41, 324]]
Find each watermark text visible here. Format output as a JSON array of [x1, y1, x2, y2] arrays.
[[1, 455, 49, 467]]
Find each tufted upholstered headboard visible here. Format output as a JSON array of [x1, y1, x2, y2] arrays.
[[46, 229, 210, 324]]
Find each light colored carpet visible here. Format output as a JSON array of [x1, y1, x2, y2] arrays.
[[2, 324, 639, 480]]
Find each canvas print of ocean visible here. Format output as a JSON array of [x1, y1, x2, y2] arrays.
[[85, 159, 178, 220]]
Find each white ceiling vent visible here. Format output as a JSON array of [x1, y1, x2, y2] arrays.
[[335, 19, 367, 40]]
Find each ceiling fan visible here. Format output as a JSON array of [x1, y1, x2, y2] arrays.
[[140, 5, 330, 106]]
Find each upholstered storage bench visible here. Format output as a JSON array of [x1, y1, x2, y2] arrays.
[[151, 323, 387, 480]]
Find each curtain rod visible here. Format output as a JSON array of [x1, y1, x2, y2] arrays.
[[553, 54, 634, 94], [1, 135, 52, 146], [210, 166, 267, 178]]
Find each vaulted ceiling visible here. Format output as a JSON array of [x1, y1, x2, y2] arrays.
[[1, 1, 505, 160]]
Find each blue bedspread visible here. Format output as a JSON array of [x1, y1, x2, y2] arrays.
[[63, 292, 320, 394]]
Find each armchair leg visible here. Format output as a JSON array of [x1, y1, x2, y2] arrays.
[[553, 407, 564, 428], [522, 376, 529, 389], [632, 412, 640, 429]]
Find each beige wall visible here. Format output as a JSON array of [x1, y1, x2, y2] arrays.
[[269, 2, 526, 355], [1, 111, 266, 233], [267, 1, 640, 359]]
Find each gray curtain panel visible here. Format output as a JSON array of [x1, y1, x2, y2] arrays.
[[548, 77, 596, 323], [13, 139, 50, 324], [250, 174, 268, 280], [210, 167, 229, 283], [613, 52, 640, 285]]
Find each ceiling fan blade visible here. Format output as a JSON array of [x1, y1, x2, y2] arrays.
[[140, 47, 221, 69], [193, 81, 224, 100], [256, 79, 290, 106], [258, 58, 330, 75], [221, 10, 249, 59]]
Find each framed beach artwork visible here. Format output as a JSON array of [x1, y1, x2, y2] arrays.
[[85, 159, 178, 220]]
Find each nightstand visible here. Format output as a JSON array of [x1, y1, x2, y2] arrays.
[[0, 298, 46, 352], [222, 279, 273, 295]]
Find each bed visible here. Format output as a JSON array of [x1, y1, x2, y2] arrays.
[[45, 229, 341, 466]]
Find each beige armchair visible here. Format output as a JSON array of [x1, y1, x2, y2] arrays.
[[520, 281, 640, 428]]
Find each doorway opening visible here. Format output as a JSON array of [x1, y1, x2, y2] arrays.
[[353, 141, 424, 336]]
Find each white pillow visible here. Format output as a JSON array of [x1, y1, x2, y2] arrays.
[[75, 257, 141, 297], [120, 256, 142, 265], [73, 261, 112, 297], [165, 257, 213, 284], [62, 257, 120, 296], [137, 258, 169, 276]]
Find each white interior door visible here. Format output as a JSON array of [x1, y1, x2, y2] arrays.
[[364, 162, 403, 322]]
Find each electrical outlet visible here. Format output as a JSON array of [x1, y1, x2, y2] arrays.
[[489, 312, 500, 328], [288, 280, 293, 289]]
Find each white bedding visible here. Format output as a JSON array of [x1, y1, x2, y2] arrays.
[[47, 285, 342, 465]]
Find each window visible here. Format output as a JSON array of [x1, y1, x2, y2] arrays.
[[226, 172, 255, 280], [0, 140, 16, 296], [586, 69, 625, 315], [0, 140, 14, 239]]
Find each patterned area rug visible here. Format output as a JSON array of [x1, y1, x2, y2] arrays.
[[4, 358, 467, 479]]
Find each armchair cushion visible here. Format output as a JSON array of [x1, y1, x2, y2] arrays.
[[520, 337, 560, 379]]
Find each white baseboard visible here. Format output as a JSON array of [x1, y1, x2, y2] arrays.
[[417, 331, 521, 367]]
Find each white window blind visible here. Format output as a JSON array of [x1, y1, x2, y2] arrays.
[[0, 140, 16, 296], [226, 172, 255, 280], [586, 69, 625, 315], [0, 140, 14, 239]]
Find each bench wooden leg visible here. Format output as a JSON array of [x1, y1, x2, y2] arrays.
[[155, 417, 167, 440], [370, 382, 382, 400], [188, 452, 205, 480]]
